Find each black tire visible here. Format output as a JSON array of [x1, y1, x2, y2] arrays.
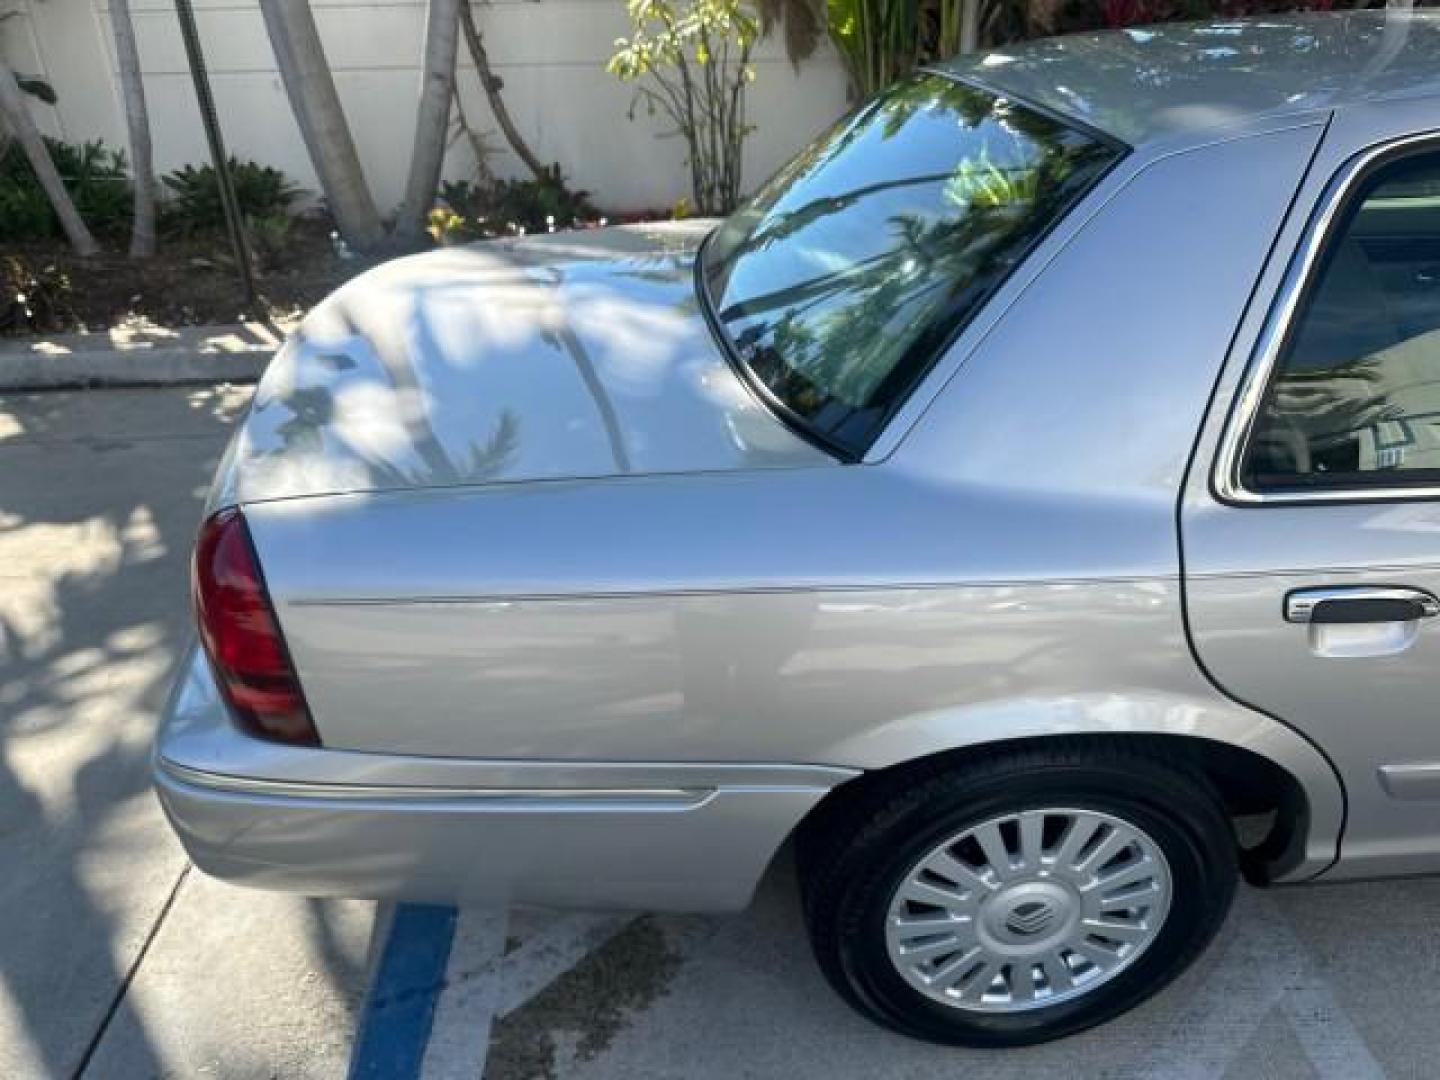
[[798, 743, 1238, 1047]]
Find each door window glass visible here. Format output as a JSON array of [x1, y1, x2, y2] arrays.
[[1246, 151, 1440, 491]]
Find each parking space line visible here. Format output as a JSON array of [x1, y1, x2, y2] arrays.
[[1136, 891, 1383, 1080], [348, 904, 458, 1080], [418, 910, 635, 1078], [348, 906, 637, 1080], [419, 908, 509, 1080], [495, 913, 634, 1019], [1282, 979, 1386, 1080]]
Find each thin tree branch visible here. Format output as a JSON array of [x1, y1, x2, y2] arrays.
[[459, 0, 551, 182]]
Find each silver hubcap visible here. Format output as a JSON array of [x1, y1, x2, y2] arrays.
[[884, 807, 1172, 1013]]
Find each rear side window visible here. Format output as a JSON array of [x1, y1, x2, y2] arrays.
[[1246, 151, 1440, 491], [700, 73, 1123, 459]]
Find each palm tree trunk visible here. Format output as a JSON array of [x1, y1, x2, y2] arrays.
[[257, 0, 385, 251], [0, 60, 98, 256], [458, 0, 548, 182], [109, 0, 156, 257], [959, 0, 982, 54], [395, 0, 460, 244]]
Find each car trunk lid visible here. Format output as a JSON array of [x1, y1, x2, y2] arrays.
[[210, 222, 830, 510]]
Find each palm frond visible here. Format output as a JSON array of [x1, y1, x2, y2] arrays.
[[758, 0, 826, 66]]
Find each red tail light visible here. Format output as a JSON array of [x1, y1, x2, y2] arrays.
[[193, 508, 319, 746]]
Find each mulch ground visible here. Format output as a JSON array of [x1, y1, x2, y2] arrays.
[[2, 218, 385, 336]]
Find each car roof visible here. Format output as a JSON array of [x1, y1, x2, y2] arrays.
[[935, 11, 1440, 147]]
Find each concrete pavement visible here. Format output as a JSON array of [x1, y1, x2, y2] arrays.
[[0, 386, 374, 1078], [504, 872, 1410, 1080], [6, 384, 1440, 1079]]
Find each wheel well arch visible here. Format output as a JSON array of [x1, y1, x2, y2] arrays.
[[794, 732, 1317, 886]]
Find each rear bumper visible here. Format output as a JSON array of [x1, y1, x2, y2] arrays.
[[154, 648, 852, 911]]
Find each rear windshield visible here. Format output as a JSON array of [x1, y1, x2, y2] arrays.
[[700, 73, 1123, 458]]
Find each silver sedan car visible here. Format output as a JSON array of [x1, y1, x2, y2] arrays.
[[157, 12, 1440, 1045]]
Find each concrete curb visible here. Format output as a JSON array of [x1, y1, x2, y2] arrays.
[[0, 321, 293, 390]]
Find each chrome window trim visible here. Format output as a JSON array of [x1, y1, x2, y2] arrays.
[[1214, 130, 1440, 506]]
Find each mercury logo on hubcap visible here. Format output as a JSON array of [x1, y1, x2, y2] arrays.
[[1005, 900, 1055, 937]]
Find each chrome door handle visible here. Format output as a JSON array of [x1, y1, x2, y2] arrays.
[[1285, 586, 1440, 625]]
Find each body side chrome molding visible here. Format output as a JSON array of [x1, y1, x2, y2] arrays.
[[282, 574, 1177, 608], [159, 757, 718, 808], [1214, 130, 1440, 506], [1378, 762, 1440, 801]]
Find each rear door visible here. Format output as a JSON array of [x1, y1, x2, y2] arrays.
[[1184, 105, 1440, 879]]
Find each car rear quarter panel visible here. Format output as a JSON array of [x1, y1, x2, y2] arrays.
[[242, 121, 1342, 878]]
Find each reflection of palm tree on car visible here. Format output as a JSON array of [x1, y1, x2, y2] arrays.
[[1254, 355, 1393, 475], [721, 115, 1108, 420]]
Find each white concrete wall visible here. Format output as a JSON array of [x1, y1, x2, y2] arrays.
[[7, 0, 849, 214], [3, 0, 67, 140]]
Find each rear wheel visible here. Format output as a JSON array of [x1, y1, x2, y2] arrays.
[[799, 746, 1237, 1046]]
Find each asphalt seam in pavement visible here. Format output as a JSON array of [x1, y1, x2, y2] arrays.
[[71, 864, 192, 1080]]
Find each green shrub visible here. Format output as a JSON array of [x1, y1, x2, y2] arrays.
[[0, 138, 131, 242], [436, 169, 595, 243], [608, 0, 758, 214], [246, 212, 294, 268], [0, 168, 54, 241], [490, 170, 595, 234], [161, 159, 302, 233]]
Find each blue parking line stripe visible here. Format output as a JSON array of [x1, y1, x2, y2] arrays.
[[348, 903, 459, 1080]]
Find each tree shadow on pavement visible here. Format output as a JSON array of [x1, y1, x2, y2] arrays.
[[0, 386, 257, 1077]]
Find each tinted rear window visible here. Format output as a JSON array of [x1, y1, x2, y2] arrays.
[[700, 73, 1122, 457]]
